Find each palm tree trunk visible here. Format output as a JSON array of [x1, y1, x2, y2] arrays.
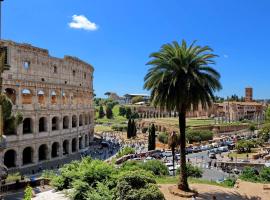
[[172, 147, 175, 176], [178, 108, 189, 191]]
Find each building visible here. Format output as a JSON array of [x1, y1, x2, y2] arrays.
[[214, 88, 265, 122], [0, 40, 94, 173], [245, 87, 253, 102]]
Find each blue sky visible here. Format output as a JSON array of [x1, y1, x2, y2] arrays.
[[3, 0, 270, 98]]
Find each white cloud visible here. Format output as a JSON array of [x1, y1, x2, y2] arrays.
[[69, 15, 98, 31], [223, 54, 229, 58]]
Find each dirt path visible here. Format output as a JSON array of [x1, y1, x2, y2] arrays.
[[159, 181, 270, 200]]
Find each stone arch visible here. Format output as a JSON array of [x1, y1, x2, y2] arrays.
[[63, 140, 69, 155], [62, 91, 67, 104], [79, 136, 83, 149], [84, 114, 88, 125], [72, 115, 77, 128], [21, 88, 32, 104], [39, 117, 47, 132], [4, 149, 17, 168], [72, 138, 77, 152], [38, 144, 48, 161], [22, 147, 33, 165], [79, 114, 83, 126], [5, 88, 16, 104], [63, 116, 69, 129], [23, 118, 33, 134], [51, 142, 60, 158], [52, 116, 60, 131]]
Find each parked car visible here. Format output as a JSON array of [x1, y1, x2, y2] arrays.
[[209, 153, 216, 159]]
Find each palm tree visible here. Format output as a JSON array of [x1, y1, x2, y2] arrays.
[[144, 40, 221, 191], [168, 131, 178, 176]]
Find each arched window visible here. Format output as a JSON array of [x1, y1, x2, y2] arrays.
[[85, 135, 88, 147], [51, 142, 60, 158], [38, 90, 45, 105], [63, 140, 69, 155], [5, 88, 16, 104], [84, 114, 88, 125], [79, 114, 83, 126], [53, 65, 57, 73], [72, 138, 77, 152], [79, 136, 83, 150], [23, 118, 33, 134], [38, 144, 48, 161], [52, 117, 60, 131], [72, 115, 77, 128], [39, 117, 47, 132], [22, 147, 33, 165], [4, 150, 16, 168], [51, 90, 57, 104], [22, 88, 32, 104], [63, 116, 69, 129]]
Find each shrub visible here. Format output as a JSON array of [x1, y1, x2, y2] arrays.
[[158, 132, 168, 145], [119, 106, 126, 116], [259, 167, 270, 182], [186, 130, 213, 143], [116, 147, 135, 158], [141, 160, 169, 176], [41, 170, 56, 179], [115, 171, 165, 200], [23, 186, 32, 200], [106, 106, 113, 119], [235, 140, 256, 153], [99, 105, 105, 118], [177, 163, 203, 178], [239, 167, 259, 182], [85, 182, 114, 200]]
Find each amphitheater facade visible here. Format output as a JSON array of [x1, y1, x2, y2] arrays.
[[0, 40, 94, 173]]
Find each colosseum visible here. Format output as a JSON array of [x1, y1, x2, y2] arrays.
[[0, 40, 94, 174]]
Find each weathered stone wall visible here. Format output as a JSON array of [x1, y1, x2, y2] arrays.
[[0, 40, 94, 172]]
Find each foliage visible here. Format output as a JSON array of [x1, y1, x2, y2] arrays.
[[131, 96, 144, 104], [239, 167, 259, 182], [0, 94, 23, 135], [158, 132, 168, 145], [126, 107, 132, 119], [148, 124, 156, 151], [85, 182, 114, 200], [23, 186, 32, 200], [99, 105, 105, 118], [266, 106, 270, 121], [5, 172, 21, 183], [41, 170, 56, 180], [176, 163, 203, 178], [249, 124, 256, 132], [119, 106, 126, 116], [121, 160, 169, 176], [259, 167, 270, 182], [186, 130, 213, 143], [258, 123, 270, 142], [115, 171, 165, 200], [143, 39, 221, 191], [116, 147, 135, 158], [106, 106, 113, 119], [235, 140, 256, 153]]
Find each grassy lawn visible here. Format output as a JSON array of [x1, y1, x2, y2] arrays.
[[94, 125, 113, 132], [95, 105, 127, 124], [155, 177, 235, 188]]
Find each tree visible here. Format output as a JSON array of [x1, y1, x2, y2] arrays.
[[126, 107, 132, 119], [148, 124, 156, 151], [119, 106, 126, 116], [98, 105, 105, 118], [144, 40, 221, 191], [131, 96, 144, 104], [265, 107, 270, 121], [158, 132, 168, 148], [1, 94, 23, 135], [168, 131, 178, 176], [106, 106, 113, 119], [127, 119, 132, 139], [132, 120, 137, 137]]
